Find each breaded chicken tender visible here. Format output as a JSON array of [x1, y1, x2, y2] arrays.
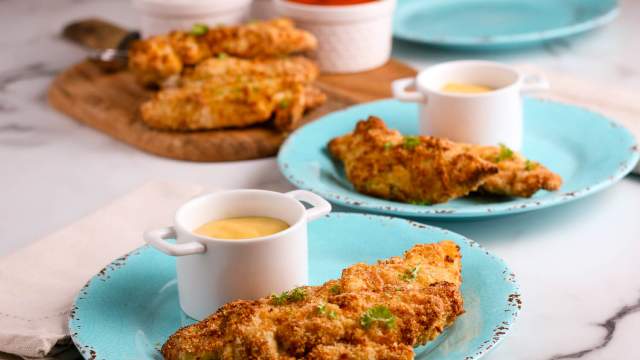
[[180, 56, 319, 87], [329, 116, 562, 204], [468, 144, 563, 197], [128, 35, 184, 86], [140, 57, 325, 131], [129, 18, 317, 86], [204, 18, 317, 59], [162, 241, 464, 360], [328, 116, 500, 204]]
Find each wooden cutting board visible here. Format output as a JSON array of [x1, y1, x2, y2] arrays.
[[48, 20, 417, 162]]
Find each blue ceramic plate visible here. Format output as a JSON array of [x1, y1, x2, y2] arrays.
[[394, 0, 619, 49], [70, 213, 520, 360], [278, 99, 639, 220]]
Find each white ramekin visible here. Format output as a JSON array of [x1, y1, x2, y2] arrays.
[[392, 60, 550, 150], [274, 0, 396, 74], [132, 0, 253, 37], [144, 189, 331, 320]]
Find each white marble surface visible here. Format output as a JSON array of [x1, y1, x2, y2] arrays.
[[1, 0, 639, 359]]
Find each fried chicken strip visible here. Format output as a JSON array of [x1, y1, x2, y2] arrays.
[[328, 116, 499, 204], [129, 18, 317, 86], [180, 56, 319, 87], [468, 145, 563, 197], [329, 116, 562, 204], [162, 241, 464, 360], [140, 57, 326, 131]]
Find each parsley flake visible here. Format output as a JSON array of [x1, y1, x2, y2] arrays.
[[287, 287, 306, 302], [525, 160, 538, 171], [403, 136, 420, 150], [384, 142, 393, 150], [190, 24, 209, 36], [317, 303, 327, 314], [360, 305, 396, 329], [217, 52, 228, 59], [364, 180, 374, 190], [271, 287, 306, 305], [408, 199, 431, 206], [278, 98, 290, 109], [495, 143, 514, 162], [401, 264, 421, 281], [317, 303, 337, 319], [329, 284, 341, 295]]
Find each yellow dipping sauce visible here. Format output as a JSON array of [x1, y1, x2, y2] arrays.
[[194, 216, 289, 240], [442, 82, 493, 94]]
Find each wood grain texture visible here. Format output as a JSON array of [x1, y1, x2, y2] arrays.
[[48, 59, 416, 162]]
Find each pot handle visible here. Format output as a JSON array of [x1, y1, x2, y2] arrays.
[[392, 78, 427, 103], [286, 190, 332, 221], [144, 226, 206, 256]]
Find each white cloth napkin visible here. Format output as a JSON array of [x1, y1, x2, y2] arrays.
[[516, 64, 640, 174], [0, 182, 205, 359]]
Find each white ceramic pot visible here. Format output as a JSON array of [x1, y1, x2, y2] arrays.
[[274, 0, 396, 74], [132, 0, 252, 37], [144, 189, 331, 320], [392, 60, 549, 150]]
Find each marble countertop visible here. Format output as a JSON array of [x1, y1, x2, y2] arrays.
[[1, 0, 639, 359]]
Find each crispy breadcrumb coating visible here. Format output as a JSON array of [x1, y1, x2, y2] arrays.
[[162, 241, 464, 360], [139, 57, 325, 131], [468, 144, 562, 197], [129, 18, 317, 86], [329, 116, 562, 204], [328, 116, 499, 204]]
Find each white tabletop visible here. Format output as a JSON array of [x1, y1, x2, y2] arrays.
[[1, 0, 639, 359]]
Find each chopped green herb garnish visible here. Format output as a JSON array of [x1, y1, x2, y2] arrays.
[[384, 142, 393, 150], [364, 180, 374, 190], [408, 199, 431, 206], [278, 98, 290, 109], [317, 303, 327, 314], [190, 23, 209, 36], [401, 264, 421, 281], [271, 293, 287, 305], [217, 52, 228, 59], [495, 143, 514, 162], [403, 136, 420, 150], [288, 287, 306, 302], [271, 287, 306, 305], [329, 284, 341, 295], [317, 303, 337, 319], [360, 305, 396, 329], [525, 160, 538, 171]]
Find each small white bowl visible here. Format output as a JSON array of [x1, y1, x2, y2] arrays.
[[132, 0, 252, 37], [275, 0, 396, 74], [144, 189, 332, 320], [392, 60, 550, 150]]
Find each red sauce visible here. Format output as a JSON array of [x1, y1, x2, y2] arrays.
[[288, 0, 377, 5]]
